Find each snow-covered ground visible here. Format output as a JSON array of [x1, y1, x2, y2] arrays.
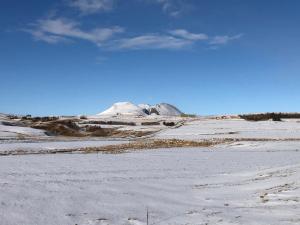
[[0, 139, 128, 154], [1, 117, 300, 225], [0, 124, 47, 138], [0, 144, 300, 225], [156, 118, 300, 140]]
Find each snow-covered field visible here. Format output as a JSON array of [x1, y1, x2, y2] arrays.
[[0, 144, 300, 225], [156, 119, 300, 140], [0, 139, 128, 154], [0, 124, 47, 139], [1, 118, 300, 224]]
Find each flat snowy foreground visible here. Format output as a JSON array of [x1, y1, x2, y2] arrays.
[[0, 140, 128, 154], [1, 143, 300, 225]]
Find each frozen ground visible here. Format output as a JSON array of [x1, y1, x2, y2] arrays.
[[1, 118, 300, 225], [0, 144, 300, 225], [0, 124, 47, 139], [156, 119, 300, 140], [0, 139, 128, 154]]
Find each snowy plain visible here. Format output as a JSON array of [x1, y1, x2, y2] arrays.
[[1, 118, 300, 224], [156, 119, 300, 140], [0, 139, 129, 154], [0, 145, 300, 225], [0, 124, 47, 139]]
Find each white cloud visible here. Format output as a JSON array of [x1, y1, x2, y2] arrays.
[[25, 29, 69, 44], [169, 29, 208, 40], [26, 18, 123, 45], [68, 0, 113, 14], [25, 17, 243, 50], [210, 34, 243, 45], [110, 34, 192, 50], [66, 0, 189, 17], [155, 0, 188, 17]]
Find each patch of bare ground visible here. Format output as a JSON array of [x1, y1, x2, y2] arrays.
[[30, 119, 154, 138], [0, 139, 227, 156], [82, 139, 226, 154]]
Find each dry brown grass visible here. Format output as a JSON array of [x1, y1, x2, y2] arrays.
[[0, 139, 226, 156], [31, 120, 154, 138], [82, 139, 225, 154]]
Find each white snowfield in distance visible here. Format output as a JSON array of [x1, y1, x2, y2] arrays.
[[156, 118, 300, 140], [97, 102, 182, 117]]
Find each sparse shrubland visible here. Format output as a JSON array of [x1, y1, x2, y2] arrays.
[[180, 113, 197, 118], [80, 120, 136, 126], [239, 113, 300, 121], [141, 121, 160, 126], [22, 116, 59, 122]]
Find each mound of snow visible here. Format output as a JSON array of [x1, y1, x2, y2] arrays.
[[98, 102, 147, 116], [150, 103, 182, 116]]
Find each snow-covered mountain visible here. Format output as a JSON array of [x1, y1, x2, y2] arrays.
[[150, 103, 182, 116], [97, 102, 147, 116], [98, 102, 182, 117]]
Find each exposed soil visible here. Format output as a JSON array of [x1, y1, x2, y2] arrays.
[[82, 139, 225, 154]]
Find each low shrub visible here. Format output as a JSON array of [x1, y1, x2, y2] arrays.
[[80, 115, 87, 119], [141, 122, 160, 126], [163, 121, 175, 126], [7, 115, 19, 119], [180, 113, 197, 118]]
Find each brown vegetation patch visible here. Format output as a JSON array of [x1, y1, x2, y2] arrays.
[[163, 121, 176, 126], [31, 120, 153, 138], [32, 120, 84, 137], [0, 139, 226, 156], [82, 139, 225, 154], [80, 120, 136, 126], [141, 121, 161, 126]]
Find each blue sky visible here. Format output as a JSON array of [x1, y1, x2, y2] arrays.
[[1, 0, 300, 116]]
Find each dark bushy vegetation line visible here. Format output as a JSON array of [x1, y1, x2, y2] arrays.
[[180, 113, 197, 118], [163, 121, 176, 126], [141, 122, 160, 126], [80, 120, 136, 126], [239, 113, 300, 121], [21, 116, 59, 122]]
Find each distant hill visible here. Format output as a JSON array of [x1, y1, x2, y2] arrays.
[[98, 102, 182, 117]]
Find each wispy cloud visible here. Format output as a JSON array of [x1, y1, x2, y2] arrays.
[[169, 29, 208, 40], [156, 0, 190, 17], [25, 18, 123, 45], [25, 29, 69, 44], [68, 0, 114, 14], [24, 17, 242, 50], [109, 34, 193, 50], [210, 34, 243, 45]]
